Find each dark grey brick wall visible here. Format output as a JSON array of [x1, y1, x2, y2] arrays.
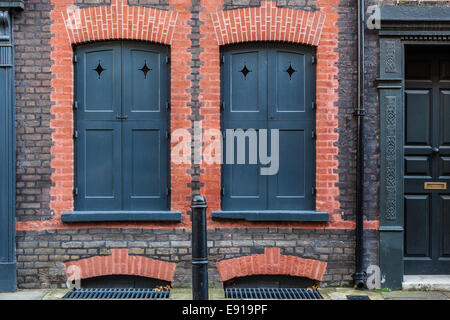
[[335, 0, 380, 222], [379, 0, 450, 6], [187, 0, 204, 197], [223, 0, 317, 11], [14, 0, 54, 222], [16, 228, 378, 289], [74, 0, 170, 9], [75, 0, 111, 7]]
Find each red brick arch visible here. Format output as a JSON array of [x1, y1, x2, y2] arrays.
[[211, 1, 326, 46], [64, 249, 176, 282], [216, 248, 327, 282], [62, 0, 178, 45]]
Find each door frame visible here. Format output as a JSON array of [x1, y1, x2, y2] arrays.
[[378, 6, 450, 289]]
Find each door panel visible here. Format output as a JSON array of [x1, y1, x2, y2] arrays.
[[440, 90, 450, 148], [441, 196, 450, 257], [222, 125, 267, 210], [268, 49, 313, 121], [122, 122, 168, 210], [405, 90, 432, 146], [76, 122, 122, 211], [78, 44, 121, 121], [223, 49, 267, 122], [221, 44, 315, 211], [404, 46, 450, 274], [267, 126, 312, 210], [122, 43, 168, 120], [75, 41, 169, 212], [405, 156, 431, 177], [404, 195, 431, 257]]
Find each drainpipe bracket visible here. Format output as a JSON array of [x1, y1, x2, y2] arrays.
[[354, 108, 367, 117]]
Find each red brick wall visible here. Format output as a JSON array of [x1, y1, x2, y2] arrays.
[[15, 0, 379, 232], [216, 247, 327, 282], [65, 249, 176, 282]]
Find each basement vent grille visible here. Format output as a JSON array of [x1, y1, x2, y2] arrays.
[[64, 288, 170, 300], [225, 288, 322, 300]]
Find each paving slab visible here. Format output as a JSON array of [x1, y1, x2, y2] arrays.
[[382, 290, 449, 300], [0, 290, 48, 300], [318, 287, 384, 300], [402, 275, 450, 291], [42, 289, 68, 300], [170, 287, 226, 300]]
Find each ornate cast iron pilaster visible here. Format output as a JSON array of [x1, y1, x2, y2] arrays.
[[0, 2, 23, 292]]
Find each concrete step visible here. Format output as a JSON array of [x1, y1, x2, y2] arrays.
[[402, 275, 450, 291]]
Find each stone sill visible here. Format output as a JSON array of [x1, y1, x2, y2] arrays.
[[61, 211, 182, 223], [0, 1, 24, 10], [211, 210, 329, 222]]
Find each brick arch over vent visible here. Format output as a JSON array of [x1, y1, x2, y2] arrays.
[[62, 0, 178, 45], [210, 1, 326, 46], [216, 248, 327, 282], [64, 249, 176, 282]]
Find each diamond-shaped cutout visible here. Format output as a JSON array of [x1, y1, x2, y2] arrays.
[[239, 65, 252, 79], [285, 63, 297, 80], [93, 61, 106, 79], [139, 60, 152, 79]]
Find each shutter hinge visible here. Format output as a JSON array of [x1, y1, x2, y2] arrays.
[[166, 187, 171, 196], [312, 56, 316, 64], [221, 187, 224, 197], [166, 130, 170, 140], [312, 129, 316, 139], [220, 55, 224, 65], [73, 54, 78, 64], [166, 56, 170, 64], [220, 101, 224, 111], [73, 101, 79, 110], [73, 130, 79, 139], [311, 101, 316, 111], [73, 187, 79, 196], [166, 101, 171, 110], [312, 186, 316, 197]]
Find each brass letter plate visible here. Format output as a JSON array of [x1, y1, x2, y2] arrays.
[[424, 182, 447, 190]]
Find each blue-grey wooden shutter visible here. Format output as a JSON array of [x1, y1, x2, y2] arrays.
[[75, 42, 123, 211], [75, 41, 169, 211], [267, 45, 315, 210], [221, 46, 268, 210], [121, 42, 169, 210], [221, 44, 315, 211]]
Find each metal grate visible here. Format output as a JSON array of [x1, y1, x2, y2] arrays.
[[64, 288, 170, 300], [346, 295, 370, 300], [225, 288, 322, 300]]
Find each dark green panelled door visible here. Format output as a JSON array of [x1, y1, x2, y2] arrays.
[[75, 41, 169, 211], [221, 43, 315, 211], [404, 46, 450, 274]]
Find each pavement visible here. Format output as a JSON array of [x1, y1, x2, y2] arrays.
[[0, 287, 449, 300]]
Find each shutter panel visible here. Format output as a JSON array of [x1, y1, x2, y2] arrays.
[[267, 47, 315, 210], [75, 43, 122, 210], [222, 48, 268, 210], [121, 42, 169, 210]]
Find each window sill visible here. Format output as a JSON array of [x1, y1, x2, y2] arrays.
[[211, 210, 329, 222], [61, 211, 182, 223]]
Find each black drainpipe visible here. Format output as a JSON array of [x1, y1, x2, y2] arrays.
[[353, 0, 366, 289]]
